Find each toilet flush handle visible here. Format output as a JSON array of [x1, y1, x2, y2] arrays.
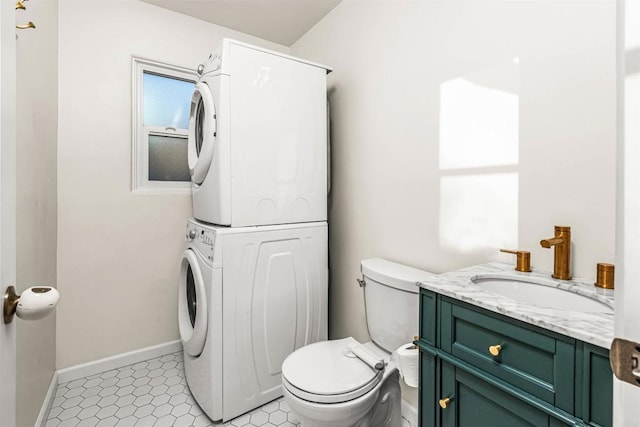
[[347, 343, 385, 372]]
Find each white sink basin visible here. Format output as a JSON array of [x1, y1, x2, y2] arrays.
[[471, 274, 613, 313]]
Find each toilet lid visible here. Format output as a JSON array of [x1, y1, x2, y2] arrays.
[[282, 337, 383, 404]]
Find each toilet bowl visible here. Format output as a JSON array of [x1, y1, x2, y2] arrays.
[[282, 338, 401, 427], [281, 258, 435, 427]]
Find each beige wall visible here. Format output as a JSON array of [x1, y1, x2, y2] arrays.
[[292, 0, 616, 361], [15, 0, 58, 425], [56, 0, 287, 369]]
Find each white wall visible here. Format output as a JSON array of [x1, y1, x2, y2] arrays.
[[292, 0, 617, 406], [57, 0, 287, 369], [16, 0, 58, 425]]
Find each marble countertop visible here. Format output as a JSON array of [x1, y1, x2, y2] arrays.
[[418, 262, 614, 349]]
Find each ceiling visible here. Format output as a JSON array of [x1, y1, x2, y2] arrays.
[[140, 0, 342, 46]]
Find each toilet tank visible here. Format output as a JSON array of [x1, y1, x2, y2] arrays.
[[361, 258, 435, 353]]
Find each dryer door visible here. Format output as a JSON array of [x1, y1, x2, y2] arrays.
[[179, 249, 208, 356], [188, 82, 217, 185]]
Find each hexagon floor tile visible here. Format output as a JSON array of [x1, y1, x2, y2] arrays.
[[45, 352, 300, 427]]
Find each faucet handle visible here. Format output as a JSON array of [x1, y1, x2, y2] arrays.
[[500, 249, 532, 272]]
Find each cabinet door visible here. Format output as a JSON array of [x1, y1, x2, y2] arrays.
[[577, 344, 612, 427], [420, 348, 438, 427], [439, 362, 573, 427]]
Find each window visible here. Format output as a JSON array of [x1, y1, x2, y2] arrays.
[[132, 58, 195, 192]]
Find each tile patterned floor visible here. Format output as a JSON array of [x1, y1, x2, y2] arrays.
[[44, 352, 300, 427]]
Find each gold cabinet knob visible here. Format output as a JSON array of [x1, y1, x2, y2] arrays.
[[439, 397, 451, 409], [489, 344, 502, 356]]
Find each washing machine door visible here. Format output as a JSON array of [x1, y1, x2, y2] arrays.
[[179, 249, 208, 357], [188, 81, 217, 185]]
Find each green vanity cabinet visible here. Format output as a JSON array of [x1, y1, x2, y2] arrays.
[[418, 289, 613, 427]]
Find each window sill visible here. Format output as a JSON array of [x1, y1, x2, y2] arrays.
[[131, 186, 192, 196]]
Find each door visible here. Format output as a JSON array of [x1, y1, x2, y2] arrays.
[[419, 349, 438, 427], [189, 73, 233, 226], [178, 249, 208, 357], [188, 80, 217, 186], [0, 1, 17, 425], [615, 1, 640, 424]]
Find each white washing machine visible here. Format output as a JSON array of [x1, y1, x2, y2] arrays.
[[188, 38, 331, 227], [179, 219, 328, 422]]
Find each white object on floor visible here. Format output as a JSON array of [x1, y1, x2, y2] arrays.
[[180, 219, 328, 422], [281, 258, 435, 427], [189, 38, 331, 227]]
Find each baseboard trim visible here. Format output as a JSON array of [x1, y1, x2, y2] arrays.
[[35, 371, 58, 427], [57, 340, 182, 384]]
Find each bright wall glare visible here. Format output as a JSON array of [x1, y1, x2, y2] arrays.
[[439, 61, 519, 170], [440, 173, 518, 252]]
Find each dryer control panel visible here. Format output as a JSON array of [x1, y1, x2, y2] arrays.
[[185, 223, 216, 263]]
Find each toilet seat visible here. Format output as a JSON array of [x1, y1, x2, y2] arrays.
[[282, 337, 384, 404]]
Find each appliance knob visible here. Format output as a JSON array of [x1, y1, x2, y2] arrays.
[[188, 229, 197, 239], [197, 64, 205, 75]]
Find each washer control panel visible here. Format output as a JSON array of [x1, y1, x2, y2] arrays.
[[185, 223, 215, 263]]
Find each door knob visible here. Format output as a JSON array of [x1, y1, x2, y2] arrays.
[[3, 285, 59, 324]]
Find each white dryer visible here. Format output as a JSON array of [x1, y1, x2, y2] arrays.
[[188, 39, 331, 227], [179, 219, 328, 422]]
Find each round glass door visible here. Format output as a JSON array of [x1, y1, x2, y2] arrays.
[[178, 250, 208, 356], [188, 81, 216, 185]]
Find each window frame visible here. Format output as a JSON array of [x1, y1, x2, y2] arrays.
[[131, 57, 196, 193]]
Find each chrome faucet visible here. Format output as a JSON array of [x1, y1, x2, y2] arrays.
[[540, 226, 571, 280]]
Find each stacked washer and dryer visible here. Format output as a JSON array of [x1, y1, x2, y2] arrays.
[[178, 39, 331, 423]]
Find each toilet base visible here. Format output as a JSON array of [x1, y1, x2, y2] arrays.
[[284, 371, 401, 427]]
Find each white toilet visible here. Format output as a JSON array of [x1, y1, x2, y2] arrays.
[[281, 258, 434, 427]]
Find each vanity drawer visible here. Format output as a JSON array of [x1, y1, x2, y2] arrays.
[[440, 297, 575, 412]]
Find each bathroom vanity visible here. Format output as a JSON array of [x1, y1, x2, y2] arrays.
[[416, 263, 613, 427]]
